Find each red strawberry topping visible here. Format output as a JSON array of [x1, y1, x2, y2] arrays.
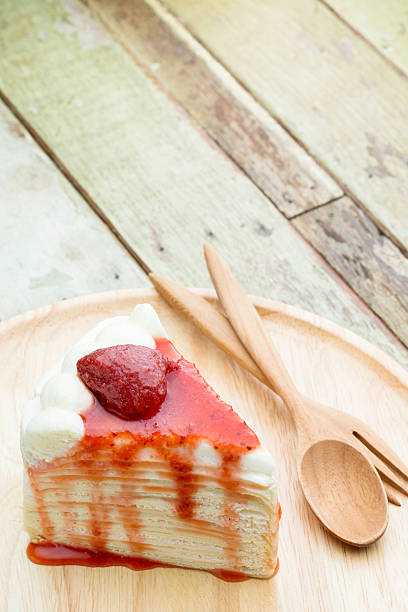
[[77, 344, 176, 420]]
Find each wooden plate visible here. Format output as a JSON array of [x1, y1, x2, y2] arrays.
[[2, 289, 408, 611]]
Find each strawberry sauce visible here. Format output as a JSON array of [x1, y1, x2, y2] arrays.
[[26, 339, 279, 581], [82, 339, 259, 452]]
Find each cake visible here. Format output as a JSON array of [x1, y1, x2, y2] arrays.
[[20, 304, 279, 581]]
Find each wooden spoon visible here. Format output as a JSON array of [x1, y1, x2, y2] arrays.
[[204, 242, 389, 546]]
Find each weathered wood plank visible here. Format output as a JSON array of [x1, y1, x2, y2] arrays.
[[293, 197, 408, 346], [0, 101, 148, 320], [0, 0, 407, 368], [324, 0, 408, 77], [164, 0, 408, 250], [85, 0, 342, 217]]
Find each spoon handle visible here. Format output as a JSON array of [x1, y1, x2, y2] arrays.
[[204, 243, 306, 424]]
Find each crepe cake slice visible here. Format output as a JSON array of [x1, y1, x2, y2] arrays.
[[20, 304, 280, 581]]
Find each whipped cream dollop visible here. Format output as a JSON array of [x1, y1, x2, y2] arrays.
[[21, 304, 167, 464]]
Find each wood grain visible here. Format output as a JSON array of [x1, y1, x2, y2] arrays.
[[164, 0, 408, 250], [0, 101, 148, 320], [0, 0, 406, 369], [2, 289, 408, 610], [293, 197, 408, 347], [324, 0, 408, 77], [86, 0, 342, 217]]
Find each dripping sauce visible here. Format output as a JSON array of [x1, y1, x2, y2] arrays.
[[27, 542, 279, 582]]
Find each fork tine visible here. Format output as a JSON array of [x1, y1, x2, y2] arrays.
[[353, 426, 408, 481], [354, 438, 408, 496], [383, 483, 401, 506]]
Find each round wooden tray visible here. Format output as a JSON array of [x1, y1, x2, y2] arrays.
[[2, 289, 408, 611]]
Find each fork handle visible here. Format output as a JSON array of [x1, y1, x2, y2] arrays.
[[204, 243, 307, 425], [149, 272, 272, 387]]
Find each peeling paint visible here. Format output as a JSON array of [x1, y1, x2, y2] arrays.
[[5, 117, 25, 139], [316, 218, 346, 243], [55, 0, 114, 50], [334, 37, 355, 63], [366, 132, 408, 178], [254, 222, 273, 237], [13, 165, 53, 191], [29, 268, 72, 289]]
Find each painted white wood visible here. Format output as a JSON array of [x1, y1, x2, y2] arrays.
[[0, 103, 148, 319]]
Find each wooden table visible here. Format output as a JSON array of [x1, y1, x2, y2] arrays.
[[0, 0, 407, 608], [0, 0, 407, 366]]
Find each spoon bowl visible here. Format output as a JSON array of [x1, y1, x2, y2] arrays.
[[299, 439, 388, 546]]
